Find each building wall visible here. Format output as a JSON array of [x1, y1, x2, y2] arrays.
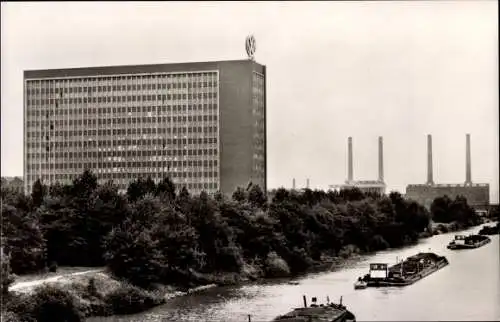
[[406, 184, 490, 210], [217, 61, 266, 195], [24, 60, 266, 195]]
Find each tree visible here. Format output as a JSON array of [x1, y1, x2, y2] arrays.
[[272, 188, 289, 204], [232, 187, 246, 202], [248, 185, 267, 208], [127, 178, 146, 202], [431, 195, 453, 223], [32, 179, 47, 209], [156, 177, 176, 201], [1, 205, 45, 274], [71, 169, 98, 199]]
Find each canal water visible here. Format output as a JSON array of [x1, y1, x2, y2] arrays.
[[90, 223, 500, 321]]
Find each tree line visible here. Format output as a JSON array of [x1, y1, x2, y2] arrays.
[[0, 170, 481, 289]]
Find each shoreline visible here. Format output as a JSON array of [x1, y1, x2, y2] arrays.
[[4, 221, 490, 320]]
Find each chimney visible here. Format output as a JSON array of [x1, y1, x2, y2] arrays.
[[306, 178, 310, 189], [465, 134, 472, 185], [378, 136, 384, 182], [348, 137, 353, 182], [426, 134, 434, 185], [292, 178, 296, 190]]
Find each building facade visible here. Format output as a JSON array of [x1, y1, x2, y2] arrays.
[[406, 183, 490, 211], [24, 60, 266, 195], [405, 134, 490, 210]]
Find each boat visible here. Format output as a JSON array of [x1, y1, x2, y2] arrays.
[[355, 252, 448, 288], [353, 278, 367, 290], [273, 295, 356, 322], [478, 223, 500, 236], [447, 234, 491, 249]]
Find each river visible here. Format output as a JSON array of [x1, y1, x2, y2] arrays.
[[89, 223, 500, 321]]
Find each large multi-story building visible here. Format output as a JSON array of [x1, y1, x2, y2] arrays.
[[24, 60, 266, 195], [405, 134, 489, 210]]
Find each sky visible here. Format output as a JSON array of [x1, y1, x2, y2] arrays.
[[1, 1, 498, 202]]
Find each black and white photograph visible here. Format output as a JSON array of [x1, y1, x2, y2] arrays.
[[1, 1, 498, 321]]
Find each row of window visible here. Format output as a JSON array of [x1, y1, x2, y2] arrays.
[[26, 81, 217, 94], [27, 125, 218, 137], [28, 147, 219, 158], [27, 92, 218, 105], [27, 114, 219, 127], [26, 104, 218, 116], [27, 137, 218, 148], [26, 74, 216, 85], [29, 164, 219, 176]]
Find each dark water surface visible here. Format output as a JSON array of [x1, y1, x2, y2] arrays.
[[90, 224, 500, 321]]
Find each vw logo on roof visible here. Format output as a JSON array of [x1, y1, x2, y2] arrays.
[[245, 35, 256, 61]]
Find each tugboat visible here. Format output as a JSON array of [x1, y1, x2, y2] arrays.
[[355, 252, 448, 288], [447, 234, 491, 249], [273, 295, 356, 322], [478, 223, 500, 236]]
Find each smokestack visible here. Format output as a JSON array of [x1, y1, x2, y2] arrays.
[[426, 134, 434, 185], [348, 137, 353, 182], [378, 136, 384, 182], [292, 178, 296, 190], [465, 134, 472, 185], [306, 178, 310, 189]]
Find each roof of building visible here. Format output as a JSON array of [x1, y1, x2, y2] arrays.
[[24, 59, 265, 79]]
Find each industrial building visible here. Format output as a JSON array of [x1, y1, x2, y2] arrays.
[[329, 136, 387, 194], [23, 59, 266, 195], [405, 134, 489, 210]]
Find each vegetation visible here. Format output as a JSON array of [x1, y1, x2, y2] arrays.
[[4, 285, 83, 322], [1, 273, 165, 321], [0, 170, 481, 318], [430, 195, 481, 227], [2, 170, 434, 285]]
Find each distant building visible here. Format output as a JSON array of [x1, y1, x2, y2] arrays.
[[23, 59, 266, 195], [329, 136, 386, 194], [1, 176, 24, 194], [405, 134, 489, 210]]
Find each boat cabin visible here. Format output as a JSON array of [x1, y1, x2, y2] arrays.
[[453, 235, 467, 245], [369, 263, 388, 279]]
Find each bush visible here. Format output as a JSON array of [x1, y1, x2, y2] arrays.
[[14, 285, 84, 322], [338, 244, 361, 259], [49, 261, 58, 273], [369, 235, 390, 251], [104, 284, 164, 315], [0, 311, 21, 322], [264, 251, 290, 277]]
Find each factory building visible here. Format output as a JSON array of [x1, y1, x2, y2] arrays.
[[329, 136, 387, 194], [405, 134, 490, 210]]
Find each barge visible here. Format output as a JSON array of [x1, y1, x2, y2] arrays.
[[447, 234, 491, 249], [273, 296, 356, 322], [478, 223, 500, 236], [356, 252, 448, 288]]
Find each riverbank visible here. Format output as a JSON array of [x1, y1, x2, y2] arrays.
[[3, 221, 488, 321], [3, 270, 218, 321]]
